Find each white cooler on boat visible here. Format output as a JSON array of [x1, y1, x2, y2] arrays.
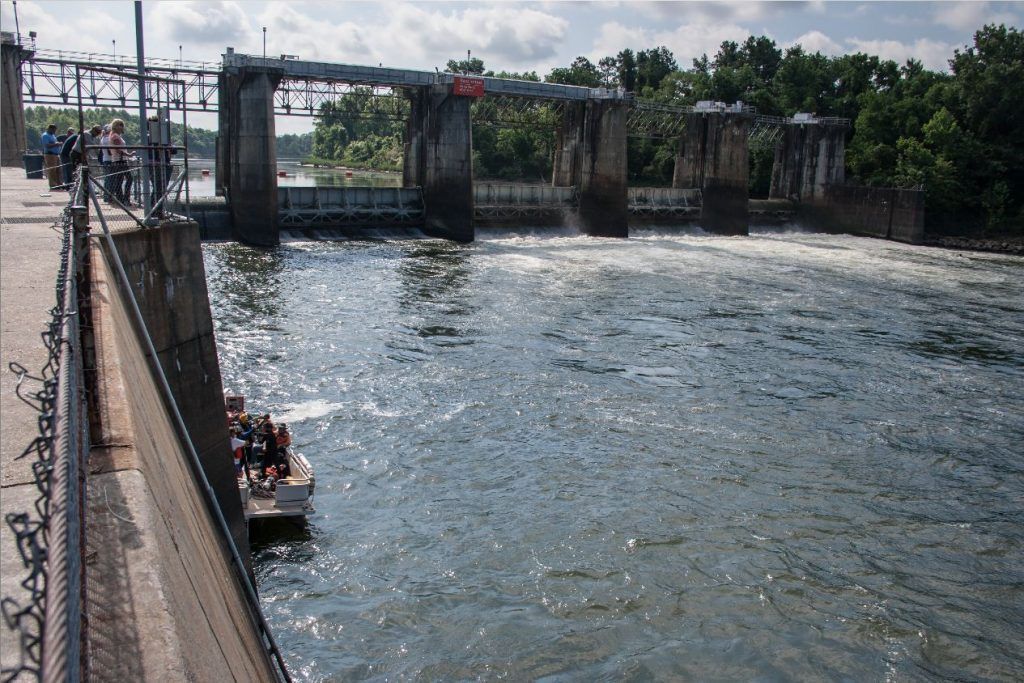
[[275, 480, 309, 506]]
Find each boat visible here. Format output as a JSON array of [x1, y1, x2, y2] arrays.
[[239, 450, 315, 521], [226, 395, 316, 522]]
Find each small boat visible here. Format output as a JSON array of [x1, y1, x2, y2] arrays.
[[226, 395, 315, 522], [239, 450, 315, 521]]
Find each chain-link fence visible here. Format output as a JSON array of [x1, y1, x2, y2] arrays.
[[2, 174, 89, 683]]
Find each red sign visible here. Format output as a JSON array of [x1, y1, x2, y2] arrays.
[[453, 76, 485, 97]]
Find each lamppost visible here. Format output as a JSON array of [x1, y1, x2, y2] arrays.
[[179, 44, 182, 68], [262, 26, 266, 59], [112, 38, 116, 61]]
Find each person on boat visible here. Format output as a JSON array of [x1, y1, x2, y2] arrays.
[[275, 423, 292, 451], [237, 410, 253, 436], [260, 421, 279, 478], [230, 429, 247, 478]]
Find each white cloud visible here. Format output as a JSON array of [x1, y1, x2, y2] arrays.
[[590, 21, 651, 59], [255, 4, 373, 63], [933, 1, 1019, 31], [789, 30, 843, 55], [379, 5, 569, 69], [151, 1, 252, 47], [3, 0, 126, 54], [590, 18, 750, 67], [653, 22, 752, 66], [845, 37, 954, 71]]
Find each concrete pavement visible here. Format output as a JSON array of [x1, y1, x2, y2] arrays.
[[0, 166, 69, 679]]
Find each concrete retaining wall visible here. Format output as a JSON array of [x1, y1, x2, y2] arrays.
[[801, 185, 924, 244], [107, 224, 250, 561], [87, 223, 276, 681]]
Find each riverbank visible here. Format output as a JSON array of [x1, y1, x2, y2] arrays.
[[924, 234, 1024, 256]]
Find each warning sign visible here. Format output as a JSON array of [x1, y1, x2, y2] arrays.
[[453, 76, 485, 97]]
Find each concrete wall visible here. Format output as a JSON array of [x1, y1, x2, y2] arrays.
[[416, 84, 474, 242], [673, 112, 751, 235], [1, 37, 29, 167], [87, 228, 277, 681], [552, 101, 585, 188], [801, 184, 925, 244], [577, 99, 628, 238], [769, 123, 846, 202], [220, 67, 283, 246], [672, 112, 749, 191], [107, 223, 250, 562]]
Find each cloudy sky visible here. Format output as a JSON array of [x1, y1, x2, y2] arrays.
[[2, 0, 1019, 133]]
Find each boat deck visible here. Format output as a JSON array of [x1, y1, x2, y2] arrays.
[[244, 494, 314, 519]]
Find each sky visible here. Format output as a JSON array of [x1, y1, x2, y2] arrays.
[[2, 0, 1020, 134]]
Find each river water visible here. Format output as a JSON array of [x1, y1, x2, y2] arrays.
[[203, 226, 1023, 681]]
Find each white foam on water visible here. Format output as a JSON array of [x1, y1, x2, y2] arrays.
[[276, 399, 346, 423]]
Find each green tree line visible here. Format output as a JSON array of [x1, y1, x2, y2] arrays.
[[309, 24, 1021, 234], [23, 105, 312, 159]]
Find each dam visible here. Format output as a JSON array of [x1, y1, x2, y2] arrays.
[[2, 36, 1019, 683]]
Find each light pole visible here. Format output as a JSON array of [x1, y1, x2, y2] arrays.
[[112, 39, 116, 61], [179, 44, 182, 68], [262, 27, 266, 59]]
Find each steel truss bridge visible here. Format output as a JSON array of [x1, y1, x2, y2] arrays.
[[20, 48, 847, 140]]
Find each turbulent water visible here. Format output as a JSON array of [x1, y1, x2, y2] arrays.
[[203, 226, 1024, 681]]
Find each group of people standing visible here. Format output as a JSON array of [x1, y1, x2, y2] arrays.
[[38, 118, 173, 209], [228, 409, 293, 485], [39, 119, 135, 201]]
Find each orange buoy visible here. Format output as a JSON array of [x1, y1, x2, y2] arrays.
[[278, 170, 287, 177], [345, 170, 353, 177], [201, 169, 210, 175]]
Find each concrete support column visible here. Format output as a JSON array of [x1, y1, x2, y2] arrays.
[[221, 66, 283, 246], [671, 113, 709, 189], [402, 88, 425, 188], [1, 36, 30, 168], [672, 112, 751, 235], [577, 99, 628, 238], [769, 123, 847, 203], [415, 84, 473, 242], [551, 101, 585, 187], [215, 72, 231, 197]]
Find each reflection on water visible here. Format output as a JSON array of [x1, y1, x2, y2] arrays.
[[203, 231, 1024, 681], [186, 158, 401, 197]]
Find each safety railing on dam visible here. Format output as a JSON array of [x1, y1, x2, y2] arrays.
[[3, 175, 89, 682]]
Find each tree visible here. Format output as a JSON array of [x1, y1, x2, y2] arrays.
[[635, 46, 678, 92], [546, 57, 602, 87], [446, 56, 485, 75], [598, 56, 619, 88], [617, 49, 637, 91]]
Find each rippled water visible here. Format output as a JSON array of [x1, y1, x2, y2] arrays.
[[203, 228, 1024, 681]]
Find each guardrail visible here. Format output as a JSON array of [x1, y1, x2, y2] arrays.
[[2, 174, 89, 683]]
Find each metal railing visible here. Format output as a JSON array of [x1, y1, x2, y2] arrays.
[[2, 174, 89, 683]]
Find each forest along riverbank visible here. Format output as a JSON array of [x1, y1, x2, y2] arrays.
[[204, 230, 1023, 681]]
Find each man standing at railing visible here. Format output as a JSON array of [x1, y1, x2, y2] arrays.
[[40, 124, 62, 189]]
